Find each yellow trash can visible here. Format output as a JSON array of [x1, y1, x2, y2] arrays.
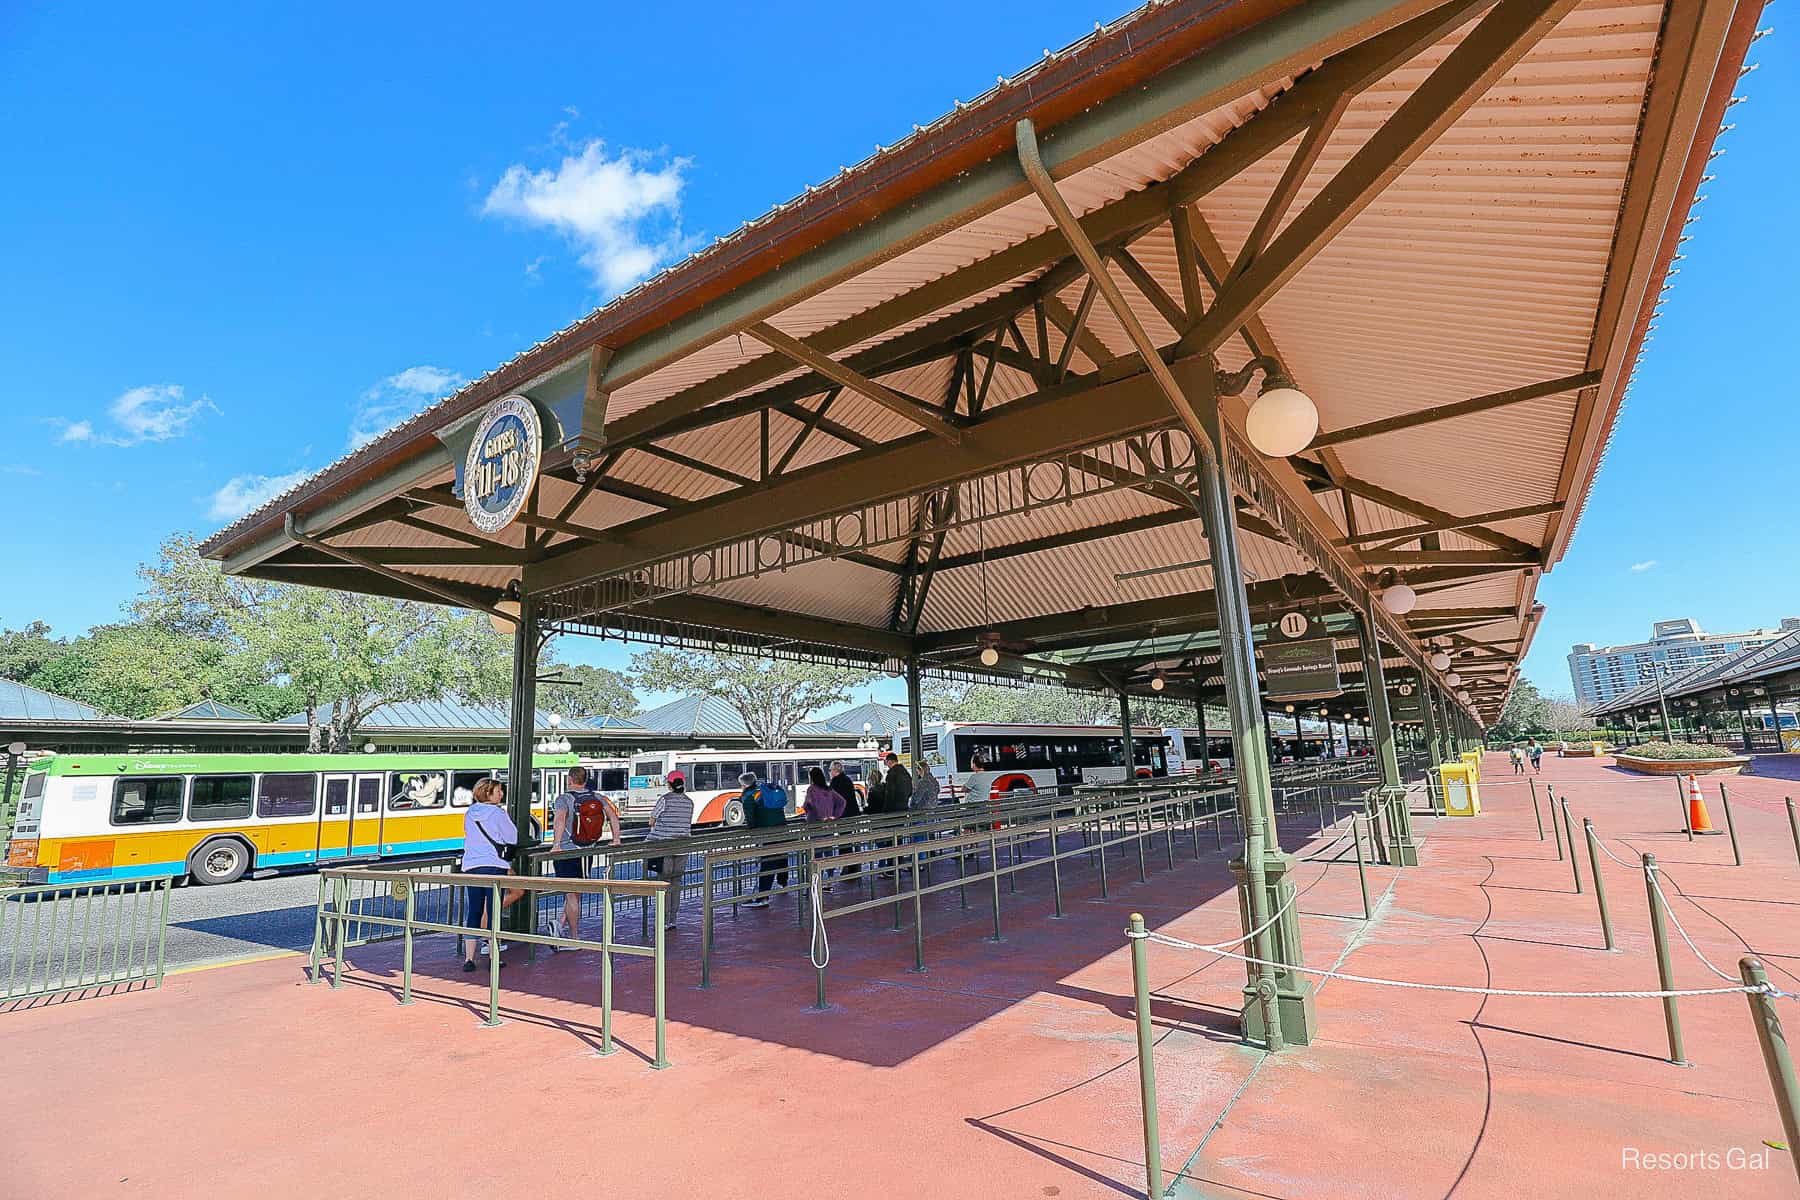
[[1459, 750, 1482, 781], [1439, 762, 1481, 817]]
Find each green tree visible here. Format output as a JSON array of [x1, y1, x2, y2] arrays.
[[631, 649, 869, 747], [543, 661, 637, 722], [28, 622, 284, 719], [0, 621, 64, 683], [1490, 677, 1554, 741], [924, 680, 1120, 726], [136, 534, 513, 751]]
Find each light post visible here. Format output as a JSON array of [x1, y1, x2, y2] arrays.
[[1651, 663, 1674, 742]]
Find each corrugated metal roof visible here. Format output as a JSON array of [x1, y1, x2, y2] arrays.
[[629, 693, 848, 739], [275, 698, 570, 730], [822, 702, 910, 737], [155, 699, 262, 722], [0, 679, 106, 722]]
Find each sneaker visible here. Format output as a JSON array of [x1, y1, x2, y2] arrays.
[[664, 921, 678, 931], [462, 960, 476, 973], [478, 941, 513, 956], [742, 897, 771, 909]]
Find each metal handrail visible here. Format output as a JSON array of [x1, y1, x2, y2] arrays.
[[2, 875, 173, 1004], [310, 867, 673, 1066]]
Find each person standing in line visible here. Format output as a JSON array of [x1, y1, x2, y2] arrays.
[[828, 761, 860, 879], [644, 770, 694, 931], [741, 771, 792, 907], [882, 753, 913, 814], [909, 760, 941, 850], [461, 778, 526, 973], [804, 766, 844, 823], [549, 765, 620, 947], [862, 761, 887, 814]]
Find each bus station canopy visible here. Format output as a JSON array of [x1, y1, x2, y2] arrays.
[[199, 0, 1753, 727]]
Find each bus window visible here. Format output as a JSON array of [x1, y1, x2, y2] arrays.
[[190, 775, 254, 822], [690, 762, 721, 791], [355, 777, 382, 814], [744, 761, 769, 781], [451, 770, 489, 807], [111, 777, 184, 826], [632, 759, 662, 779], [389, 771, 447, 810], [717, 762, 747, 784], [598, 768, 628, 792], [257, 773, 318, 819]]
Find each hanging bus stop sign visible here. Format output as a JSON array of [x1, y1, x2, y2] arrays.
[[1390, 678, 1425, 722], [1265, 609, 1341, 701], [463, 395, 542, 533]]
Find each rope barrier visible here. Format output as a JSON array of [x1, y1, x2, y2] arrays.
[[808, 873, 831, 970], [1294, 814, 1367, 863], [1128, 929, 1776, 1000], [1646, 866, 1750, 984]]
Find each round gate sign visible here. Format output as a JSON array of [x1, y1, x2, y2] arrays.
[[463, 395, 541, 534], [1277, 611, 1309, 640]]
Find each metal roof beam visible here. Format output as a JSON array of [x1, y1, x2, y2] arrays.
[[747, 321, 965, 444], [1345, 502, 1564, 551], [1312, 371, 1603, 450], [524, 365, 1182, 594]]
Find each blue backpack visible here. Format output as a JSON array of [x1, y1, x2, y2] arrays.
[[756, 780, 789, 811]]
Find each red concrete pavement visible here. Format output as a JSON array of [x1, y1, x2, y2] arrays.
[[3, 753, 1796, 1200]]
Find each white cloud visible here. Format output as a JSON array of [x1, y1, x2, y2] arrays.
[[1630, 559, 1658, 573], [208, 469, 312, 521], [350, 365, 468, 449], [482, 138, 691, 294], [57, 384, 215, 447], [2, 464, 43, 476]]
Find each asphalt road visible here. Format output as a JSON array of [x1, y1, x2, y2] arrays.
[[156, 872, 333, 969]]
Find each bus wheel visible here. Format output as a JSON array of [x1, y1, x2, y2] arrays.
[[722, 798, 748, 828], [189, 837, 251, 886]]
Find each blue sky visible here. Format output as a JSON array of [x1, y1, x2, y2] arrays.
[[1, 3, 1791, 711]]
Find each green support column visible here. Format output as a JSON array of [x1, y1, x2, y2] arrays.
[[1119, 689, 1137, 786], [1355, 609, 1417, 865], [504, 592, 540, 938], [1420, 678, 1441, 767], [1184, 362, 1314, 1049], [905, 655, 926, 768]]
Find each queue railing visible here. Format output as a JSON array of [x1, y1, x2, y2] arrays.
[[310, 866, 673, 1066], [1, 875, 173, 1004]]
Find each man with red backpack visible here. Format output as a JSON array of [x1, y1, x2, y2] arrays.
[[551, 765, 621, 946]]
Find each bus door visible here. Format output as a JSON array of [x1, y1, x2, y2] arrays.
[[318, 773, 355, 862], [351, 774, 384, 856]]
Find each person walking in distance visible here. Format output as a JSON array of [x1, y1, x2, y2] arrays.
[[644, 771, 694, 931], [1527, 737, 1543, 774], [461, 778, 527, 973], [549, 765, 620, 947]]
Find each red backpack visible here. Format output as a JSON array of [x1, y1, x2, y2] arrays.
[[571, 790, 611, 846]]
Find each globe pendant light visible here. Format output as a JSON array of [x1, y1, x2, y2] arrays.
[[1380, 581, 1418, 615], [1446, 672, 1462, 687], [1245, 381, 1319, 457], [1430, 650, 1452, 672]]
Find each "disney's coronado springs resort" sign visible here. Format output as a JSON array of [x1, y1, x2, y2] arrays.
[[462, 395, 542, 534]]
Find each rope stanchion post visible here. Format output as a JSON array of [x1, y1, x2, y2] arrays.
[[1549, 785, 1564, 861], [1642, 854, 1687, 1066], [1582, 818, 1615, 951], [1738, 957, 1800, 1186], [1127, 914, 1165, 1200], [699, 858, 714, 989], [1675, 776, 1694, 842], [1560, 799, 1582, 895], [1717, 782, 1741, 868], [601, 885, 616, 1054], [652, 889, 669, 1070], [910, 848, 926, 973], [987, 835, 1004, 943], [1788, 798, 1799, 867], [1050, 812, 1065, 919], [1352, 814, 1371, 920], [1529, 777, 1544, 841]]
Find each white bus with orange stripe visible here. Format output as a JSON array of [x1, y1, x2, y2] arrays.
[[898, 722, 1171, 800]]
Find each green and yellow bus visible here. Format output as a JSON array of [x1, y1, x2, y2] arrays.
[[4, 750, 578, 886]]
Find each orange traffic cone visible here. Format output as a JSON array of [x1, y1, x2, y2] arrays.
[[1685, 774, 1723, 835]]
